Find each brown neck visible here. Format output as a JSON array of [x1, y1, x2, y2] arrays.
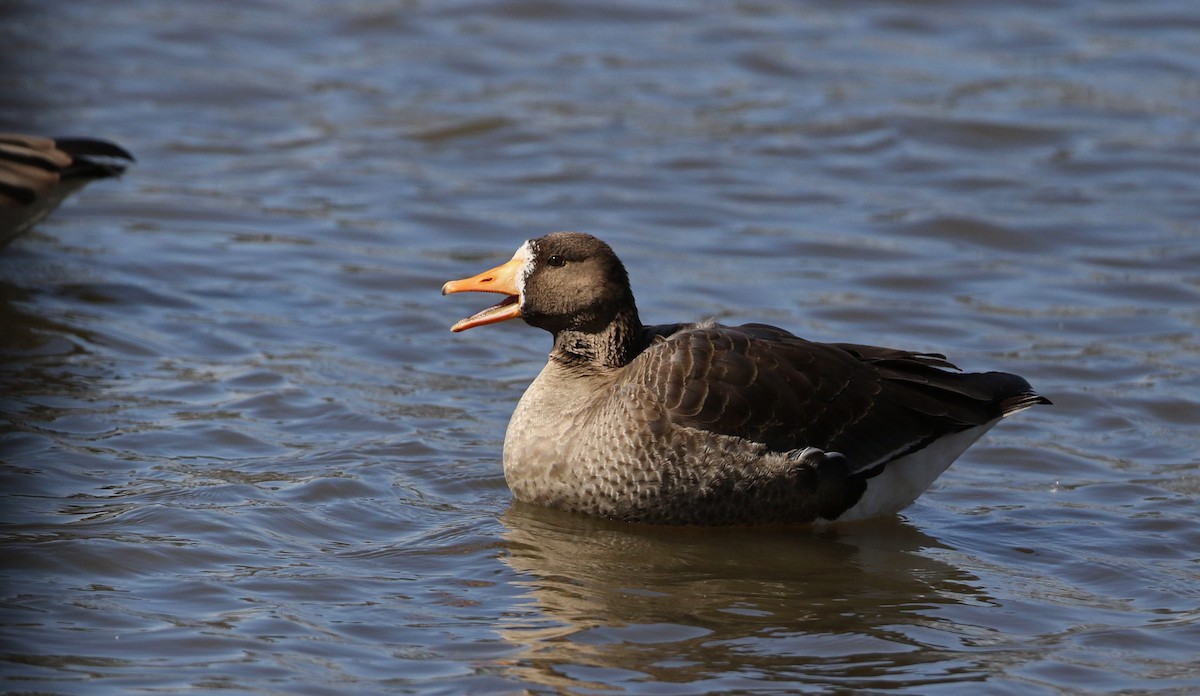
[[550, 305, 643, 371]]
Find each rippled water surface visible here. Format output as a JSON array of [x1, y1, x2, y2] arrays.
[[3, 1, 1199, 693]]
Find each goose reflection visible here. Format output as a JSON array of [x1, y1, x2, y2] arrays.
[[496, 504, 991, 691]]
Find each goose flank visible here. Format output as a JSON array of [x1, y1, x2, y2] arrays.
[[1, 133, 134, 247]]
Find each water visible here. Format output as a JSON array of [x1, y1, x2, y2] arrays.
[[2, 1, 1198, 693]]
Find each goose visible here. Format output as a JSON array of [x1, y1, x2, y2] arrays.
[[443, 232, 1049, 525], [1, 133, 134, 247]]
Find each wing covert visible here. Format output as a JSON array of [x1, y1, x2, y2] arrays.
[[622, 323, 1023, 473]]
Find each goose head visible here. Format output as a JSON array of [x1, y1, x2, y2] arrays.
[[442, 232, 638, 337]]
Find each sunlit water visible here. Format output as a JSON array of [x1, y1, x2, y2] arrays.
[[2, 1, 1199, 693]]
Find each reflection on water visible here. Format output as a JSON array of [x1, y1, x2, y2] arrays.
[[499, 504, 992, 691]]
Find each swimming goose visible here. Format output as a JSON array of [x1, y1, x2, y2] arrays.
[[1, 133, 134, 247], [443, 232, 1049, 525]]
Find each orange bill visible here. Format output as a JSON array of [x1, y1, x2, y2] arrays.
[[441, 256, 524, 332]]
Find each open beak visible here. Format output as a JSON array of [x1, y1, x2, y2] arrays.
[[441, 256, 524, 332]]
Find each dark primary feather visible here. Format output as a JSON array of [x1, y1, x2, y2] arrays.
[[623, 322, 1047, 475], [52, 138, 135, 181], [0, 135, 132, 194]]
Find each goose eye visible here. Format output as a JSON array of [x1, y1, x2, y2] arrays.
[[546, 254, 566, 267]]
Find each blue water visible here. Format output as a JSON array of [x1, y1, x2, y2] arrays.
[[2, 1, 1199, 693]]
